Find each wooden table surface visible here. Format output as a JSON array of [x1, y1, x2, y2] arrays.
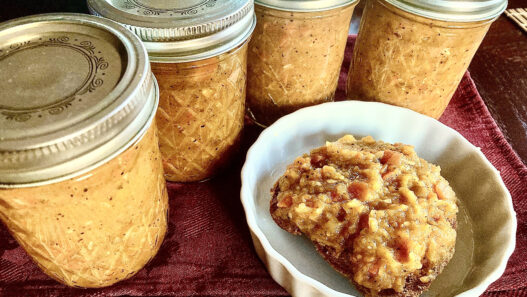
[[1, 0, 526, 165], [469, 0, 527, 165]]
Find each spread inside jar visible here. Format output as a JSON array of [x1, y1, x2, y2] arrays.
[[271, 135, 458, 296], [346, 0, 492, 119], [0, 125, 168, 288], [152, 42, 248, 182], [247, 4, 355, 126]]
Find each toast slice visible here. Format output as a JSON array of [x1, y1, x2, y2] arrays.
[[269, 135, 457, 297]]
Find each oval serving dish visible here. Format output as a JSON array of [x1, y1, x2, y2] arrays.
[[240, 101, 516, 297]]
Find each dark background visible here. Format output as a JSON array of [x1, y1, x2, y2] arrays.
[[1, 1, 89, 19], [1, 0, 526, 165]]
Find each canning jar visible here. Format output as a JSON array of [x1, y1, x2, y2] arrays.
[[346, 0, 507, 119], [0, 14, 167, 288], [88, 0, 256, 182], [247, 0, 358, 126]]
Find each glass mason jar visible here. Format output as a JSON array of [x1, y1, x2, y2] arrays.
[[247, 0, 358, 126], [89, 0, 256, 182], [0, 14, 167, 288], [346, 0, 507, 119], [150, 44, 248, 182]]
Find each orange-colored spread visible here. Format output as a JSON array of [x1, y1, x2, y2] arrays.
[[247, 4, 356, 126], [347, 0, 492, 119], [152, 42, 248, 182], [272, 135, 458, 294], [0, 124, 168, 288]]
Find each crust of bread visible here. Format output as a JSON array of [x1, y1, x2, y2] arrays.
[[270, 183, 301, 235]]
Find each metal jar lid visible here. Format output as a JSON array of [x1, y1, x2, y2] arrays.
[[87, 0, 256, 62], [384, 0, 508, 22], [254, 0, 358, 12], [0, 13, 158, 188]]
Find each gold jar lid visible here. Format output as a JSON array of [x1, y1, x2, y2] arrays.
[[0, 13, 159, 188], [87, 0, 256, 62], [255, 0, 358, 12], [385, 0, 507, 22]]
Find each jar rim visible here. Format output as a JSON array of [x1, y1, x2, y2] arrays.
[[145, 14, 256, 63], [0, 14, 158, 188], [0, 76, 159, 189], [88, 0, 255, 55], [383, 0, 507, 22], [254, 0, 359, 12]]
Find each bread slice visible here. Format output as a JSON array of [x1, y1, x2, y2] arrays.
[[271, 184, 456, 297], [269, 135, 457, 297]]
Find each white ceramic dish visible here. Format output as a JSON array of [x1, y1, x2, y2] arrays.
[[240, 101, 516, 297]]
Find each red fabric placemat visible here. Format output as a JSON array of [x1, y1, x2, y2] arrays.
[[1, 35, 526, 297]]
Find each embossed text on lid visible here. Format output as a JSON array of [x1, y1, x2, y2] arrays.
[[0, 14, 158, 187]]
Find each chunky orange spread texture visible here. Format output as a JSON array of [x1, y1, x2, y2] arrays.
[[346, 0, 492, 119], [152, 43, 248, 182], [247, 4, 355, 125], [0, 125, 168, 288], [272, 135, 457, 295]]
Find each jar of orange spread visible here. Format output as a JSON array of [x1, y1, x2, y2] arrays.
[[346, 0, 507, 119], [246, 0, 358, 126], [88, 0, 256, 182], [0, 14, 167, 288]]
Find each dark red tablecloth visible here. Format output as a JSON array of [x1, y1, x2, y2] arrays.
[[1, 36, 526, 297]]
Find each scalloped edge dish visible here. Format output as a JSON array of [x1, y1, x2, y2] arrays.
[[240, 101, 516, 297]]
